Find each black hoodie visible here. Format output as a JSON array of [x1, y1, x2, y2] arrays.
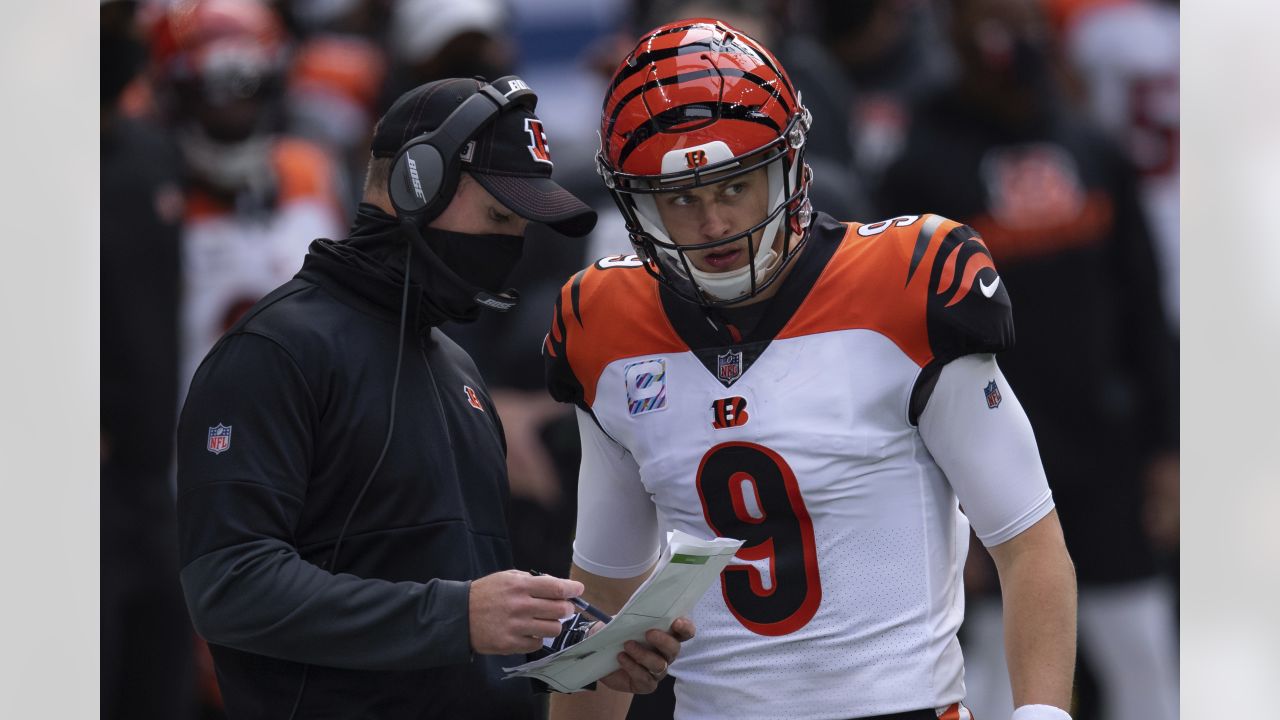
[[175, 206, 539, 719]]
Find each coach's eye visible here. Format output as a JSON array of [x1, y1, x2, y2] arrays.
[[489, 207, 513, 224]]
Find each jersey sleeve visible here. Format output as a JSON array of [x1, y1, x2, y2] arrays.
[[917, 354, 1054, 547], [923, 224, 1015, 364], [543, 258, 685, 416], [570, 407, 662, 578], [543, 269, 589, 412]]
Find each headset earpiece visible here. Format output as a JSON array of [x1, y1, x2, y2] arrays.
[[386, 76, 539, 224], [389, 141, 447, 218]]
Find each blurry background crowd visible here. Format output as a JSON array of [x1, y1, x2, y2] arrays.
[[100, 0, 1179, 718]]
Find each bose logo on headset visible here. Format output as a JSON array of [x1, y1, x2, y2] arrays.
[[503, 78, 530, 95], [406, 156, 426, 202]]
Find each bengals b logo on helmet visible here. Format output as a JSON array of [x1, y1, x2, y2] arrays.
[[685, 149, 708, 169]]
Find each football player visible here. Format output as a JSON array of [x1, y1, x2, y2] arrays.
[[545, 19, 1076, 720]]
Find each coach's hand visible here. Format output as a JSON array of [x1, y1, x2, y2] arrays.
[[469, 570, 583, 654], [597, 617, 695, 694]]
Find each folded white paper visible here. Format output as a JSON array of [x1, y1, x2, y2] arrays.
[[503, 530, 743, 693]]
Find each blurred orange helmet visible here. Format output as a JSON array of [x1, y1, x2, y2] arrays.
[[150, 0, 286, 86]]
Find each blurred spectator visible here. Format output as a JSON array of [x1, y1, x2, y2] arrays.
[[148, 0, 347, 392], [810, 0, 951, 185], [385, 0, 515, 98], [1059, 0, 1180, 328], [101, 1, 195, 718], [285, 34, 388, 214], [282, 0, 389, 38], [876, 1, 1178, 719]]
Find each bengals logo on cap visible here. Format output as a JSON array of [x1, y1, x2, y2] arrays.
[[524, 118, 553, 166]]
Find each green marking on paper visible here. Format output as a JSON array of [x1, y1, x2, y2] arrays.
[[670, 553, 708, 565]]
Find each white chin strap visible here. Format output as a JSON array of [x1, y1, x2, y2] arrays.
[[689, 239, 780, 301], [634, 157, 793, 301]]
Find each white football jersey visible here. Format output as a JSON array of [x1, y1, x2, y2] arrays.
[[546, 214, 1053, 719], [180, 138, 344, 392]]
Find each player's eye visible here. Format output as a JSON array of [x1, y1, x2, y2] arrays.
[[670, 194, 697, 207], [722, 181, 747, 197]]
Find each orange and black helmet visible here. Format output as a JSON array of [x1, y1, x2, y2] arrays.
[[597, 18, 813, 305], [149, 0, 286, 107]]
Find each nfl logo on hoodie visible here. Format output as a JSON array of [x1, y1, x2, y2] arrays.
[[208, 423, 232, 454]]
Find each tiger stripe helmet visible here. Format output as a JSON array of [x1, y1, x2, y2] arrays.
[[597, 18, 813, 305]]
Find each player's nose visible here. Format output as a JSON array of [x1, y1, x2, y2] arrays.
[[699, 203, 734, 241]]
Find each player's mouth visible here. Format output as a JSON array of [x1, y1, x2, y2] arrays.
[[701, 247, 744, 271]]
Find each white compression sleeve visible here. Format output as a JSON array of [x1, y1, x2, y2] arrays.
[[1011, 704, 1072, 720], [918, 354, 1054, 547], [570, 408, 661, 578]]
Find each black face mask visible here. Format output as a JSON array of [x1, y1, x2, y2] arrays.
[[402, 221, 524, 326]]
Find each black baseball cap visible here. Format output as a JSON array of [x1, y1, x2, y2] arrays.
[[371, 77, 597, 237]]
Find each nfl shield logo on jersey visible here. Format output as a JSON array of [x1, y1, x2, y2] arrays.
[[984, 380, 1002, 409], [717, 349, 742, 384], [207, 423, 232, 454]]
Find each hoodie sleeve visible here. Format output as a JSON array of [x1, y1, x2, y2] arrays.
[[175, 331, 473, 671]]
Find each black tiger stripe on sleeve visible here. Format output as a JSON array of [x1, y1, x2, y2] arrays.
[[543, 270, 588, 412], [924, 223, 1014, 364]]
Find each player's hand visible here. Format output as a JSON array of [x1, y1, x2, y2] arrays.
[[597, 617, 695, 694], [469, 570, 583, 654]]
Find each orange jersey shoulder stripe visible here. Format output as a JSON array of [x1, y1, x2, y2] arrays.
[[546, 259, 686, 408], [779, 214, 964, 368]]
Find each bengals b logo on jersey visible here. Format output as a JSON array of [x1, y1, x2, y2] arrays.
[[711, 396, 749, 429]]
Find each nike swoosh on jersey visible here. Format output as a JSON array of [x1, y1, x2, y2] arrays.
[[979, 276, 1000, 298]]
